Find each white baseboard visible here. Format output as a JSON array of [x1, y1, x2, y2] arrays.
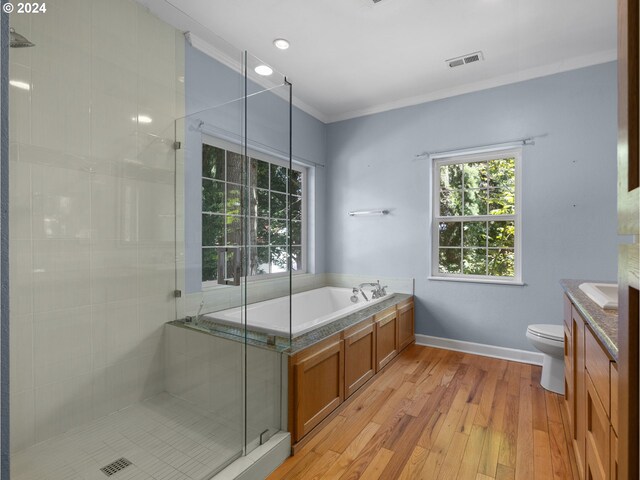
[[415, 334, 544, 366]]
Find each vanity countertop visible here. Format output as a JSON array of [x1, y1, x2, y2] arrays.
[[560, 279, 618, 360]]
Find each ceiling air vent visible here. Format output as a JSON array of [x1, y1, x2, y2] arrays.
[[446, 51, 484, 68]]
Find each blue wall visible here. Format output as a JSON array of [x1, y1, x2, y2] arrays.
[[325, 62, 618, 351], [184, 45, 327, 292]]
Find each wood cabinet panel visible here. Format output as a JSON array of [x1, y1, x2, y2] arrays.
[[565, 296, 621, 480], [611, 428, 619, 480], [586, 373, 610, 480], [572, 306, 586, 479], [375, 308, 398, 372], [617, 1, 640, 478], [397, 300, 415, 351], [611, 361, 619, 435], [618, 0, 640, 233], [344, 323, 376, 398], [289, 297, 413, 446], [564, 294, 573, 330], [564, 324, 573, 431], [293, 339, 344, 442], [585, 326, 612, 418]]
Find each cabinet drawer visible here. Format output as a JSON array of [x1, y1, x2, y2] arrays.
[[564, 294, 573, 330], [610, 361, 618, 434], [586, 373, 610, 480], [585, 326, 612, 418]]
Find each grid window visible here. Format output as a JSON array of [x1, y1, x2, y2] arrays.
[[432, 149, 521, 283], [202, 143, 305, 284]]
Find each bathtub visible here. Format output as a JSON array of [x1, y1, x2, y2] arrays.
[[203, 286, 392, 338]]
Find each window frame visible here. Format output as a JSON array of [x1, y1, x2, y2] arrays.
[[430, 147, 523, 285], [201, 136, 308, 289]]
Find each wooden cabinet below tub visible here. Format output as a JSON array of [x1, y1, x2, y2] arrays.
[[375, 306, 399, 371], [288, 295, 415, 447], [398, 298, 416, 350], [344, 320, 376, 399], [291, 336, 344, 442]]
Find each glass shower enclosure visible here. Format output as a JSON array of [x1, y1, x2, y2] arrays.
[[5, 1, 294, 478], [172, 30, 295, 475]]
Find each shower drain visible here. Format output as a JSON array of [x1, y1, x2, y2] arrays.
[[100, 457, 132, 476]]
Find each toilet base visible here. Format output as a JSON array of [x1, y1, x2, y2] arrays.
[[540, 354, 564, 394]]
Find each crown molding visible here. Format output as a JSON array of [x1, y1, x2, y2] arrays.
[[327, 49, 617, 123]]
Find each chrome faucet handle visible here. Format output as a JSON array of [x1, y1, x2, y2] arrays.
[[380, 285, 388, 296]]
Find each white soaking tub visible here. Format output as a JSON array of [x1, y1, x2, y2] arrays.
[[204, 286, 392, 338]]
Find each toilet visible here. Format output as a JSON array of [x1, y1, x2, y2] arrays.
[[526, 324, 564, 394]]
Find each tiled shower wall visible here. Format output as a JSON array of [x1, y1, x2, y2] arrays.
[[8, 0, 184, 451]]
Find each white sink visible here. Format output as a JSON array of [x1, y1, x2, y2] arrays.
[[578, 283, 618, 310]]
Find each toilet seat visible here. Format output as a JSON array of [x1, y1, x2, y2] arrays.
[[527, 324, 563, 343]]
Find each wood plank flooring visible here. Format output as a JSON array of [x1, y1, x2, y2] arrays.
[[268, 344, 577, 480]]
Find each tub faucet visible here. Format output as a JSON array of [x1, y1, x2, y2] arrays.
[[355, 281, 388, 301]]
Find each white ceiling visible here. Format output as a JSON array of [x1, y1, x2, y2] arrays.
[[142, 0, 616, 123]]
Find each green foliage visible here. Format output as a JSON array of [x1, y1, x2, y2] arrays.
[[202, 145, 225, 180], [202, 248, 218, 281], [438, 156, 516, 278], [438, 248, 461, 274], [201, 145, 303, 281]]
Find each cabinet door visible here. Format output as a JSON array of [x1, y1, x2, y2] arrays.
[[611, 362, 619, 436], [611, 428, 619, 480], [397, 300, 415, 351], [572, 306, 586, 479], [564, 324, 573, 431], [586, 373, 610, 480], [344, 323, 376, 398], [293, 340, 344, 441], [375, 308, 398, 372]]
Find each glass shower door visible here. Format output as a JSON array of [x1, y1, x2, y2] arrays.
[[173, 39, 247, 475], [243, 55, 293, 454], [173, 41, 293, 473]]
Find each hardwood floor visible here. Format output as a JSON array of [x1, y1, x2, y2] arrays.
[[268, 344, 578, 480]]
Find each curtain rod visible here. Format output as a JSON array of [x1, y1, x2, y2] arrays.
[[415, 136, 537, 160]]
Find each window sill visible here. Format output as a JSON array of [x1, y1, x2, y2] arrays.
[[428, 276, 525, 286], [202, 271, 311, 291]]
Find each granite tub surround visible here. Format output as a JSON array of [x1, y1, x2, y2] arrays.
[[173, 293, 412, 354], [560, 279, 618, 359]]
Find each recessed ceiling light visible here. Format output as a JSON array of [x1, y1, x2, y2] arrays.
[[9, 80, 30, 90], [254, 65, 273, 76], [273, 38, 290, 50]]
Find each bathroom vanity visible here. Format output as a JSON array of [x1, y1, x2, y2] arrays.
[[561, 280, 618, 480], [287, 295, 414, 449]]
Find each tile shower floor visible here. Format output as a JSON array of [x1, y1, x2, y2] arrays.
[[12, 393, 243, 480]]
